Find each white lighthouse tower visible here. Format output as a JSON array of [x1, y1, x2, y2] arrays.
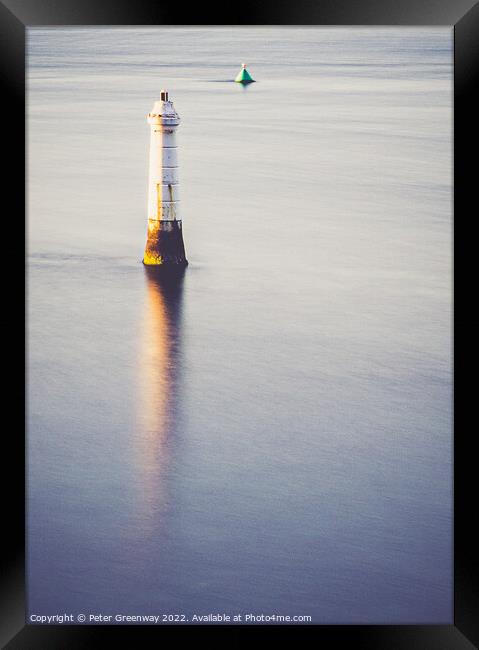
[[143, 89, 187, 268]]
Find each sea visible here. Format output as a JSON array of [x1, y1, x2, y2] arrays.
[[27, 27, 452, 624]]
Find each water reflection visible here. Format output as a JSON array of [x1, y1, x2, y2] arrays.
[[136, 269, 185, 526]]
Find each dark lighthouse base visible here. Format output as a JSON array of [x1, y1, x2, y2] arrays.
[[143, 219, 188, 271]]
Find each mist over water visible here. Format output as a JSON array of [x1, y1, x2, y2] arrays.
[[27, 27, 452, 623]]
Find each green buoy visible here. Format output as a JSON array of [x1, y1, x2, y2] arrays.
[[235, 63, 255, 84]]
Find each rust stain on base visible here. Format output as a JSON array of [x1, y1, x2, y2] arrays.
[[143, 219, 188, 268]]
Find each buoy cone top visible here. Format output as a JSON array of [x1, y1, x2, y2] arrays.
[[235, 64, 254, 83]]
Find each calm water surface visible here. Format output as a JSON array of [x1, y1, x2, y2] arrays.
[[27, 27, 452, 623]]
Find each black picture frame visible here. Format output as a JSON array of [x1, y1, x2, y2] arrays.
[[1, 0, 477, 647]]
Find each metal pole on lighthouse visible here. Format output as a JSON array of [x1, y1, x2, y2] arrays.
[[143, 89, 187, 269]]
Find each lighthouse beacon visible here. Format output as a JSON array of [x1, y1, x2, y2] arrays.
[[143, 90, 187, 268]]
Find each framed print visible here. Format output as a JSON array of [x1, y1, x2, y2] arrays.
[[1, 0, 477, 647]]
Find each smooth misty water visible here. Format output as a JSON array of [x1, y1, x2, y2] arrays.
[[27, 27, 452, 624]]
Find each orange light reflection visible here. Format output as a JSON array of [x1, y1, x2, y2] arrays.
[[135, 269, 184, 530]]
